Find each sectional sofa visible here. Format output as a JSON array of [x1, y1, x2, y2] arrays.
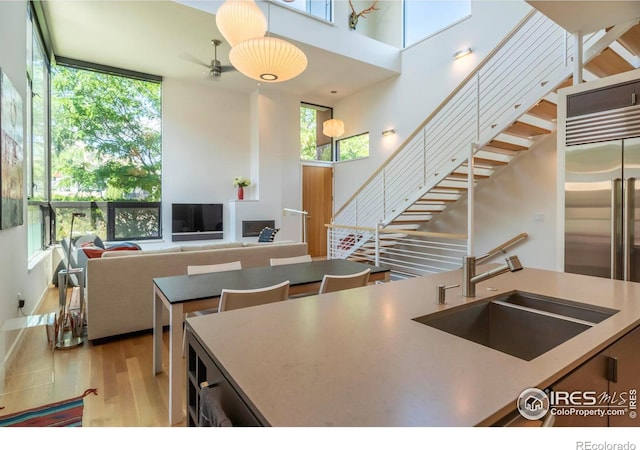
[[86, 241, 309, 341]]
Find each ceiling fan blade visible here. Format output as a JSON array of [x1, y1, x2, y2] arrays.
[[179, 52, 209, 68], [220, 65, 236, 73]]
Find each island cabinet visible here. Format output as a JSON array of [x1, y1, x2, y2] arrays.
[[551, 326, 640, 427], [186, 327, 264, 427]]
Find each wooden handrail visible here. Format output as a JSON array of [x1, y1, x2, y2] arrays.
[[332, 8, 537, 220]]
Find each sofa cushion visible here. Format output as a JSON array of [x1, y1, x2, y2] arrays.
[[101, 246, 181, 258], [180, 242, 243, 252]]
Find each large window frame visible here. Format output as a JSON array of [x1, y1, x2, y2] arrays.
[[26, 3, 51, 260], [49, 59, 163, 243]]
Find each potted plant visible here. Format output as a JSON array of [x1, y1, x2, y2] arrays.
[[233, 176, 251, 200]]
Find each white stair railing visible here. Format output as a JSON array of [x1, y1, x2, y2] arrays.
[[331, 10, 572, 257], [327, 224, 468, 278]]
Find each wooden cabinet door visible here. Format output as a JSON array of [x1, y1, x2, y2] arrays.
[[551, 352, 610, 427], [607, 326, 640, 427]]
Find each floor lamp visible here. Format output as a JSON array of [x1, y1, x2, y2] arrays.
[[56, 212, 86, 350], [283, 208, 308, 243]]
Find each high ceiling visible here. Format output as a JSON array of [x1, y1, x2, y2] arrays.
[[526, 1, 640, 33], [39, 0, 399, 101]]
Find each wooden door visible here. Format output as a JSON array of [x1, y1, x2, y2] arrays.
[[302, 165, 332, 257]]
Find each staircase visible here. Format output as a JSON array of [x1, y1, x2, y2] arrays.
[[330, 10, 640, 262]]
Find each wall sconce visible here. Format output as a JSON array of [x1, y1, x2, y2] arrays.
[[453, 47, 472, 59], [382, 129, 396, 137]]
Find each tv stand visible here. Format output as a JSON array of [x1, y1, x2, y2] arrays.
[[172, 231, 223, 242]]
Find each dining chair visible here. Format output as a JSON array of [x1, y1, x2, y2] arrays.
[[187, 261, 242, 275], [318, 268, 371, 295], [269, 254, 312, 266], [182, 261, 242, 355], [218, 280, 290, 312]]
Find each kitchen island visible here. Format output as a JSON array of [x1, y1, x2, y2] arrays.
[[186, 266, 640, 426]]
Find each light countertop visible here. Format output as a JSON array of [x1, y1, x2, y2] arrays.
[[187, 266, 640, 426]]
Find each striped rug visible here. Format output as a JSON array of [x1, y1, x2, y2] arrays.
[[0, 388, 97, 427]]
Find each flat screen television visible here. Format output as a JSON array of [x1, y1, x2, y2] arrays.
[[171, 203, 223, 241]]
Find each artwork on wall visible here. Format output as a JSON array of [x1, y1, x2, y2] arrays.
[[0, 68, 24, 229]]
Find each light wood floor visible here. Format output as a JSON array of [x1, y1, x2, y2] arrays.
[[0, 285, 181, 427]]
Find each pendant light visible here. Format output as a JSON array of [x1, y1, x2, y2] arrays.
[[227, 1, 307, 83], [322, 119, 345, 138], [215, 0, 267, 47]]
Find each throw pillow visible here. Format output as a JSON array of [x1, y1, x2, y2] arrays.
[[257, 227, 279, 242], [106, 242, 142, 251], [81, 244, 105, 259]]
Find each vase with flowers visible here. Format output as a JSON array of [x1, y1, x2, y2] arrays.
[[233, 176, 251, 200]]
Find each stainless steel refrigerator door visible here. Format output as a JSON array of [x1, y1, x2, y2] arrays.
[[565, 140, 623, 279], [623, 137, 640, 282]]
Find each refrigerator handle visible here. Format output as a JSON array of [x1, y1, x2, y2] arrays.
[[624, 178, 636, 281], [612, 178, 623, 279]]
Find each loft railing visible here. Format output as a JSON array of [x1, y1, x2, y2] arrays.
[[333, 10, 572, 233], [327, 225, 529, 279], [327, 224, 468, 278]]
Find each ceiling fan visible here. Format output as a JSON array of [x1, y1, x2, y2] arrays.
[[206, 39, 235, 78]]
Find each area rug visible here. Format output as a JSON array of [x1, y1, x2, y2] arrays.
[[0, 388, 97, 427]]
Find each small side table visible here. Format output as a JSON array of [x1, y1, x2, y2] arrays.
[[56, 268, 85, 349], [0, 312, 56, 394]]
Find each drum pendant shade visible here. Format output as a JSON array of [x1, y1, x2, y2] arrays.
[[215, 0, 267, 47], [322, 119, 345, 138], [229, 36, 308, 82]]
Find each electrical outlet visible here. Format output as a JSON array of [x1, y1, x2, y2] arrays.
[[18, 299, 25, 308]]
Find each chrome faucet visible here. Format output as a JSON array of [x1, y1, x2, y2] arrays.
[[462, 254, 523, 297]]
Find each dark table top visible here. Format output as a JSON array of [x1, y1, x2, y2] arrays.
[[153, 259, 389, 304]]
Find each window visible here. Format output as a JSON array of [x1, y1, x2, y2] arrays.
[[26, 6, 50, 259], [300, 103, 333, 162], [336, 132, 369, 161], [279, 0, 332, 22], [50, 61, 162, 241], [404, 0, 471, 48]]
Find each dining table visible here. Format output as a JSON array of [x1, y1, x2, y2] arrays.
[[152, 258, 390, 425]]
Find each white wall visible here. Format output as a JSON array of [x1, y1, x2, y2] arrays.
[[161, 77, 251, 244], [422, 133, 559, 270], [333, 0, 532, 210], [0, 1, 54, 357]]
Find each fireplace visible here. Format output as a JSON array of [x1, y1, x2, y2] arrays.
[[242, 220, 275, 237]]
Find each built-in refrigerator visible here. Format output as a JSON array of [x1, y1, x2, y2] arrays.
[[565, 137, 640, 281], [562, 75, 640, 282]]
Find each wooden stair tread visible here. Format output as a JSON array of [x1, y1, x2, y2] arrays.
[[585, 47, 634, 78], [554, 77, 573, 92], [527, 99, 557, 121], [416, 198, 456, 203], [448, 172, 490, 180], [618, 23, 640, 56], [485, 139, 529, 152], [391, 218, 430, 224], [467, 157, 509, 167], [503, 121, 551, 138], [433, 184, 467, 191]]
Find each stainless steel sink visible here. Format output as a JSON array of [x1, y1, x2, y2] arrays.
[[413, 290, 618, 361]]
